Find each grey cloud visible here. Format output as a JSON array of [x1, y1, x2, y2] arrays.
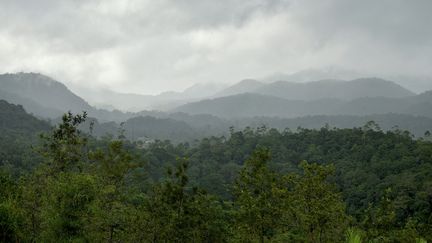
[[292, 0, 432, 47], [0, 0, 431, 94]]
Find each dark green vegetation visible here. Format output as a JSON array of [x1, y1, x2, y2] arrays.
[[83, 113, 432, 142], [0, 100, 51, 175], [1, 106, 431, 242]]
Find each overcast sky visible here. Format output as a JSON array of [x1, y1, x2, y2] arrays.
[[0, 0, 431, 94]]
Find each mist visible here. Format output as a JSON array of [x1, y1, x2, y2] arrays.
[[1, 0, 432, 95]]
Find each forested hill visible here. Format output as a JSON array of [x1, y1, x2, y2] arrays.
[[0, 73, 93, 117], [78, 112, 432, 142], [0, 99, 51, 134], [0, 73, 141, 122], [0, 113, 431, 242], [0, 100, 51, 173]]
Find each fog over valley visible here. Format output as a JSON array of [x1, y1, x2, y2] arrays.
[[2, 72, 432, 141]]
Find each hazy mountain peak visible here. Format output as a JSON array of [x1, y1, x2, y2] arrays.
[[238, 79, 262, 84], [0, 72, 93, 118], [254, 77, 414, 100], [350, 77, 392, 83], [2, 72, 62, 87], [215, 79, 264, 97], [263, 68, 365, 83], [182, 82, 227, 98]]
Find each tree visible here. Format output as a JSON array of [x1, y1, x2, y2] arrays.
[[281, 161, 348, 242], [233, 148, 283, 242], [87, 139, 137, 242], [38, 111, 89, 175], [0, 171, 20, 242], [362, 188, 397, 241], [39, 173, 97, 241], [138, 160, 228, 242], [18, 112, 96, 242]]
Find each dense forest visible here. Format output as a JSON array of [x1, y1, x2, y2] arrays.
[[1, 108, 431, 242]]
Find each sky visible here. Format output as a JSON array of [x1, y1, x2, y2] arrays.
[[0, 0, 431, 94]]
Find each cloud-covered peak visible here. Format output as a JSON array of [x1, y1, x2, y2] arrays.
[[0, 0, 431, 94]]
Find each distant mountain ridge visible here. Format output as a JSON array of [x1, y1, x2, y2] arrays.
[[262, 68, 365, 83], [173, 93, 342, 118], [77, 82, 227, 112], [257, 78, 414, 100], [173, 91, 432, 119], [215, 79, 264, 97], [1, 72, 429, 124], [2, 72, 432, 143], [215, 77, 415, 100]]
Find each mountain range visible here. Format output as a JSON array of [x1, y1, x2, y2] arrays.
[[2, 72, 432, 141], [214, 77, 414, 100], [0, 73, 93, 118], [174, 92, 432, 118], [75, 82, 227, 112], [173, 77, 432, 118]]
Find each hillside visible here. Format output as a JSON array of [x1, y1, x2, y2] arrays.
[[0, 89, 62, 118], [215, 79, 264, 97], [0, 99, 51, 133], [79, 115, 200, 143], [0, 100, 51, 173], [173, 93, 340, 118], [0, 73, 93, 118], [173, 90, 432, 119], [0, 73, 144, 122], [173, 93, 354, 118], [123, 116, 197, 142], [236, 113, 432, 137], [78, 83, 226, 112], [220, 77, 415, 100], [256, 78, 415, 100]]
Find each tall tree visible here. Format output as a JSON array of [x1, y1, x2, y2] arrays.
[[87, 139, 137, 242], [138, 160, 228, 242], [233, 148, 283, 242], [282, 161, 348, 242], [20, 112, 96, 242]]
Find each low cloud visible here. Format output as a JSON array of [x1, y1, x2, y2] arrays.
[[0, 0, 431, 94]]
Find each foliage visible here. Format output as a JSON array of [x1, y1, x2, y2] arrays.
[[233, 148, 282, 242], [345, 228, 362, 243], [1, 112, 432, 241]]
